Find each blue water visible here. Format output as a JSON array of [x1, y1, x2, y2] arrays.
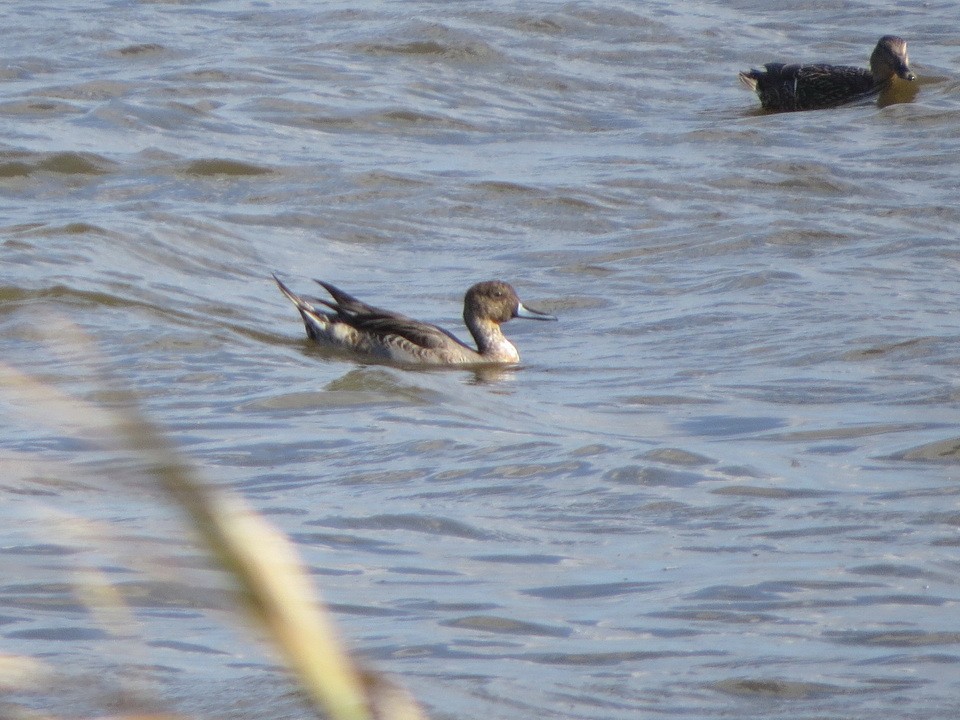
[[3, 2, 960, 718]]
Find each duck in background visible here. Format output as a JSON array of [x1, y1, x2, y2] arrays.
[[740, 35, 915, 112]]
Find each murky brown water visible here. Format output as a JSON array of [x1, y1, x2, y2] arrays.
[[3, 2, 960, 719]]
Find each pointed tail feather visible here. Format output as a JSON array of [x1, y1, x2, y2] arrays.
[[738, 70, 760, 90], [273, 273, 317, 313], [273, 273, 333, 341]]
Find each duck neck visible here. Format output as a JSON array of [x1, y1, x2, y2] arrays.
[[466, 317, 520, 363]]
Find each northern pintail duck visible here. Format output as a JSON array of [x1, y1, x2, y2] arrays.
[[740, 35, 915, 111], [273, 274, 557, 366]]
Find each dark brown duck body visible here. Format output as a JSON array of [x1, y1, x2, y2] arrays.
[[740, 36, 915, 111]]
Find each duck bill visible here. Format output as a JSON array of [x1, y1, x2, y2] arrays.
[[515, 302, 557, 321], [896, 62, 916, 81]]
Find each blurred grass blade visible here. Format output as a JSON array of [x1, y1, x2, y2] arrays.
[[1, 359, 427, 720], [0, 654, 49, 691]]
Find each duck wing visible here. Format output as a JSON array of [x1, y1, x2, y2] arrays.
[[313, 279, 389, 316], [752, 63, 875, 110], [792, 64, 875, 107], [316, 281, 469, 351], [349, 313, 470, 350]]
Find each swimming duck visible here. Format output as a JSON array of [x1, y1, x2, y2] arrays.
[[273, 274, 557, 366], [740, 35, 915, 111]]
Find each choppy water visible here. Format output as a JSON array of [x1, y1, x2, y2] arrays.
[[3, 2, 960, 719]]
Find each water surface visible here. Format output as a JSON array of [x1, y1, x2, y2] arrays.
[[3, 2, 960, 719]]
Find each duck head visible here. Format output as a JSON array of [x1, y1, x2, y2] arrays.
[[464, 281, 557, 325], [872, 35, 915, 82]]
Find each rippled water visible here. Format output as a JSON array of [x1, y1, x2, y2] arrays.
[[4, 2, 960, 719]]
